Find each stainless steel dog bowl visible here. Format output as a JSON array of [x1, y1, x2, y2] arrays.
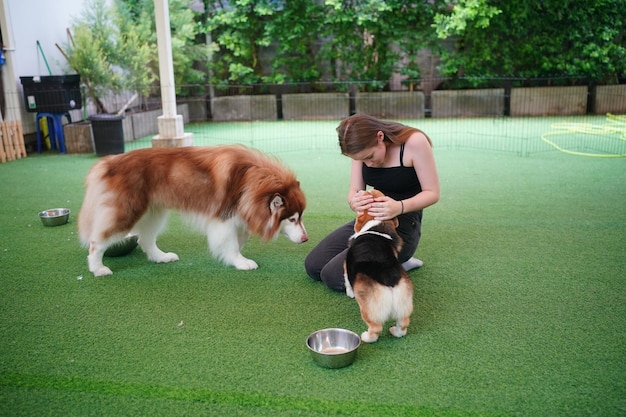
[[104, 235, 139, 257], [39, 208, 70, 227], [306, 328, 361, 368]]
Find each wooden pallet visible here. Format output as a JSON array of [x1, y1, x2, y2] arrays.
[[0, 120, 27, 163]]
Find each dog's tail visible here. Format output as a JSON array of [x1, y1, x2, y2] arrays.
[[77, 160, 110, 247]]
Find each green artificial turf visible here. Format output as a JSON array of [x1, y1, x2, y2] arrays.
[[1, 118, 625, 416]]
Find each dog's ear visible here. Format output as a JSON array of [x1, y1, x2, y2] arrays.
[[370, 189, 384, 199], [354, 189, 388, 232], [269, 194, 284, 214], [354, 191, 374, 233], [355, 211, 374, 232], [392, 217, 399, 228], [354, 191, 375, 232]]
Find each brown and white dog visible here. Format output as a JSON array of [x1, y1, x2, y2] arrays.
[[343, 189, 413, 343], [78, 145, 308, 276]]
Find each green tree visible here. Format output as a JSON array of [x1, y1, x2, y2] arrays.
[[205, 0, 277, 87], [63, 0, 207, 112], [433, 0, 626, 83], [264, 0, 323, 83], [63, 0, 123, 113], [394, 2, 444, 90], [320, 0, 397, 89], [114, 1, 157, 98], [319, 0, 444, 90], [118, 0, 209, 94], [204, 0, 443, 90]]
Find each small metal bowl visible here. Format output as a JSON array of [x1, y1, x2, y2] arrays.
[[39, 208, 70, 227], [306, 328, 361, 369], [104, 235, 139, 257]]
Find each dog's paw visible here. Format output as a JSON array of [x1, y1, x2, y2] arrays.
[[389, 326, 407, 338], [233, 257, 258, 270], [345, 287, 355, 298], [361, 331, 379, 343], [92, 266, 113, 277], [155, 252, 179, 263]]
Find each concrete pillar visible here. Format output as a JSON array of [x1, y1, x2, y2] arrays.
[[0, 0, 23, 122], [152, 0, 193, 148]]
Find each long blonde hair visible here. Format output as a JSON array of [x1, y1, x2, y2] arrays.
[[337, 113, 431, 156]]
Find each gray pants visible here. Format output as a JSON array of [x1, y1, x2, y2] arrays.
[[304, 211, 422, 292]]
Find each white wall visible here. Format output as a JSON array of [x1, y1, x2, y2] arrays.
[[7, 0, 86, 78]]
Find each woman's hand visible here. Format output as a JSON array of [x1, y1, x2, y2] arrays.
[[349, 190, 374, 214], [368, 196, 402, 220]]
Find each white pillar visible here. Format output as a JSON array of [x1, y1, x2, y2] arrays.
[[0, 0, 23, 122], [152, 0, 192, 147]]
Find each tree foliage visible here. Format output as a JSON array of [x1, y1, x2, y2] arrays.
[[204, 0, 444, 90], [67, 0, 626, 97], [63, 0, 124, 112], [63, 0, 207, 111], [433, 0, 626, 84], [433, 0, 500, 38], [264, 0, 323, 84], [122, 0, 208, 89], [204, 0, 276, 86], [320, 0, 396, 87]]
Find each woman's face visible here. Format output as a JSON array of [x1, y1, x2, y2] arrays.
[[350, 131, 387, 167]]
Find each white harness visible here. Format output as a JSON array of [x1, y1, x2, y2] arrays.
[[351, 219, 393, 241]]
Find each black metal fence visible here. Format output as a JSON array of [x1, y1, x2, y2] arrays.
[[23, 79, 626, 157]]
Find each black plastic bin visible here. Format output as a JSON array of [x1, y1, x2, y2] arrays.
[[20, 75, 82, 113], [88, 114, 125, 156]]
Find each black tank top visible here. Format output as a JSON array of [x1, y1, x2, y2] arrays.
[[362, 143, 421, 201]]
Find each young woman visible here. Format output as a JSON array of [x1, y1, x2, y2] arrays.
[[305, 113, 440, 291]]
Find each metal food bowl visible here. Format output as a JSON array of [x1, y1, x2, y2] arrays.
[[306, 328, 361, 369], [104, 235, 139, 257], [39, 208, 70, 227]]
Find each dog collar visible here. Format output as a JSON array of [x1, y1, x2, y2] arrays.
[[356, 230, 392, 240]]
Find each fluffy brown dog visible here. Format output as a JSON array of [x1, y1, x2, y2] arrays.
[[343, 189, 414, 343], [78, 145, 308, 276]]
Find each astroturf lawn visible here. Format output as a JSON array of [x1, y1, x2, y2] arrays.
[[1, 124, 625, 416]]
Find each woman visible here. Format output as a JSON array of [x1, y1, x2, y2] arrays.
[[304, 113, 440, 291]]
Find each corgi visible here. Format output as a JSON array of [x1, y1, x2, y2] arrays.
[[344, 190, 413, 343]]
